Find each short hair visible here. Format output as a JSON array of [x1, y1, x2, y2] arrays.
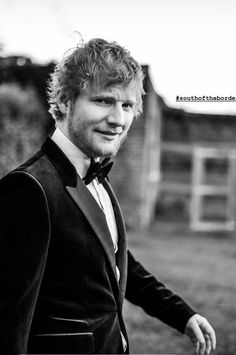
[[47, 38, 144, 121]]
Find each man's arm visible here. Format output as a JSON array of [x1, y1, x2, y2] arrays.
[[0, 172, 51, 355], [125, 250, 216, 355]]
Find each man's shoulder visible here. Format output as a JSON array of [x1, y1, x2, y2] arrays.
[[0, 148, 53, 196], [0, 136, 77, 197], [16, 147, 56, 181]]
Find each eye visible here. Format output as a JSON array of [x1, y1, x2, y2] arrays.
[[93, 98, 111, 105], [122, 102, 134, 110]]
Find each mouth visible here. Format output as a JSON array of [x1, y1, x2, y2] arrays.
[[95, 130, 122, 138]]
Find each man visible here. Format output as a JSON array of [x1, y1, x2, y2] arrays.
[[0, 38, 216, 355]]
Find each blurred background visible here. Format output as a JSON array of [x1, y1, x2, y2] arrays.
[[0, 0, 236, 354]]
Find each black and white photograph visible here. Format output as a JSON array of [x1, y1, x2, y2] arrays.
[[0, 1, 235, 354]]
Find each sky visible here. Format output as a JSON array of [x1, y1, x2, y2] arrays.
[[0, 0, 236, 115]]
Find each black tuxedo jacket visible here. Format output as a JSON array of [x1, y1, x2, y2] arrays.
[[0, 138, 195, 354]]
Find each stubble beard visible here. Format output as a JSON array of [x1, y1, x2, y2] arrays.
[[67, 112, 129, 158], [84, 130, 129, 159], [97, 131, 128, 158], [69, 124, 128, 159]]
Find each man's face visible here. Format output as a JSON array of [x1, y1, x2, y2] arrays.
[[59, 81, 138, 158]]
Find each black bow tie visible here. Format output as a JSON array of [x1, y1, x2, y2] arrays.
[[82, 158, 113, 185]]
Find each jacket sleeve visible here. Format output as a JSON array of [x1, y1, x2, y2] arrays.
[[125, 250, 196, 333], [0, 171, 51, 355]]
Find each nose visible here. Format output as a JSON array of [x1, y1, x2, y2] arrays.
[[107, 103, 125, 127]]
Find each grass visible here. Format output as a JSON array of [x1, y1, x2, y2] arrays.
[[123, 222, 236, 355]]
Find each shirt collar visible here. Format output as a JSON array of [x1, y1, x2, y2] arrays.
[[51, 127, 90, 178]]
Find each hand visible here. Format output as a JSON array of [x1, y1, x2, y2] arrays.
[[184, 314, 216, 355]]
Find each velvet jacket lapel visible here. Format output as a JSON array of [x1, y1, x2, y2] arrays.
[[41, 138, 124, 298], [66, 180, 118, 290], [102, 179, 127, 306]]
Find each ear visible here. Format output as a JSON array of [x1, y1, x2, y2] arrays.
[[57, 94, 69, 115]]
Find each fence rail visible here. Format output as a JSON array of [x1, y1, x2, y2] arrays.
[[160, 142, 236, 231]]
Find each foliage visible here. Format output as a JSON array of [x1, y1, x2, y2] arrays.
[[0, 83, 49, 176]]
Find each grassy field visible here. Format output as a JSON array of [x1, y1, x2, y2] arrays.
[[124, 222, 236, 355]]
